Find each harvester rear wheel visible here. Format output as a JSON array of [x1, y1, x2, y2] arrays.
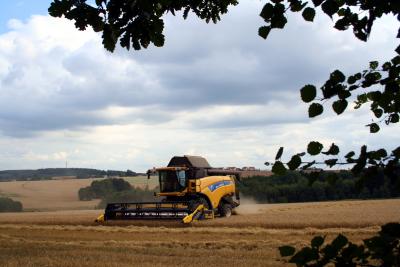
[[219, 203, 232, 218]]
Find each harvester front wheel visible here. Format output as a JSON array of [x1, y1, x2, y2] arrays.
[[219, 203, 232, 218], [189, 197, 209, 211]]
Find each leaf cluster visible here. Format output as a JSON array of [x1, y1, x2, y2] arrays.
[[279, 222, 400, 267], [270, 144, 400, 180], [49, 0, 238, 52], [301, 57, 400, 133], [258, 0, 400, 46]]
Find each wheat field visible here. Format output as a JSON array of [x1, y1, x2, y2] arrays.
[[0, 199, 399, 266], [0, 223, 380, 267], [0, 178, 399, 266]]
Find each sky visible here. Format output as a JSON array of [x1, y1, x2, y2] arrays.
[[0, 1, 398, 172]]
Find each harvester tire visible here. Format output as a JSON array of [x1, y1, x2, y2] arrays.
[[189, 197, 209, 220], [219, 203, 232, 218]]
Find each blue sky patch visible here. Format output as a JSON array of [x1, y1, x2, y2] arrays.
[[0, 1, 50, 33]]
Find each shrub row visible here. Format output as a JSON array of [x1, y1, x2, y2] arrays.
[[0, 197, 23, 212], [78, 178, 132, 201], [239, 169, 400, 203], [78, 178, 157, 208]]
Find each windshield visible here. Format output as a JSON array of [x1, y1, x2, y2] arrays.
[[159, 170, 187, 192]]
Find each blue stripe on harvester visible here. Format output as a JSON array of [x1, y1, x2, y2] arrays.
[[208, 180, 232, 192]]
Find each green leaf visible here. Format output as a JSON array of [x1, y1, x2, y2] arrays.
[[290, 0, 307, 12], [345, 151, 355, 158], [260, 3, 274, 20], [332, 99, 348, 115], [302, 7, 315, 22], [279, 245, 296, 257], [321, 0, 339, 17], [325, 159, 338, 168], [300, 85, 317, 103], [271, 14, 287, 29], [102, 24, 117, 52], [337, 8, 346, 17], [392, 147, 400, 158], [357, 93, 368, 103], [323, 143, 340, 155], [301, 161, 315, 170], [183, 7, 190, 19], [352, 145, 367, 175], [337, 90, 351, 100], [390, 114, 399, 123], [311, 236, 325, 248], [289, 247, 318, 264], [391, 55, 400, 65], [347, 75, 357, 84], [367, 91, 381, 101], [48, 0, 73, 17], [258, 26, 271, 39], [368, 123, 380, 133], [332, 234, 348, 249], [330, 70, 346, 83], [348, 85, 358, 91], [288, 155, 302, 170], [369, 61, 379, 70], [307, 141, 323, 156], [373, 108, 383, 118], [370, 149, 387, 160], [275, 147, 284, 160], [312, 0, 323, 7], [334, 18, 348, 30], [272, 161, 287, 175], [308, 103, 323, 118], [380, 223, 400, 237], [382, 62, 392, 71]]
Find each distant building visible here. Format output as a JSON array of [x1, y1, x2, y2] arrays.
[[241, 166, 256, 171]]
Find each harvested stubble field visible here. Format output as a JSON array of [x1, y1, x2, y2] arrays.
[[0, 176, 155, 211], [0, 199, 399, 266]]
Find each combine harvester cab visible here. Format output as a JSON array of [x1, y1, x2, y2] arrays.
[[96, 155, 240, 224]]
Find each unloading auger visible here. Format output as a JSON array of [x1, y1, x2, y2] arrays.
[[96, 155, 240, 224]]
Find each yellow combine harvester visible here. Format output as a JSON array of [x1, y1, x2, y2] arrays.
[[96, 155, 240, 224]]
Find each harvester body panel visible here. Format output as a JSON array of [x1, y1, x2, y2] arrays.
[[194, 176, 236, 209]]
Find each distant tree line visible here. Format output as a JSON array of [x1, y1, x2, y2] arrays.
[[239, 169, 400, 203], [0, 197, 23, 212], [0, 168, 144, 182], [78, 178, 156, 208]]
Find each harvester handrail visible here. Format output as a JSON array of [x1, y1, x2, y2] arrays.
[[106, 201, 190, 205]]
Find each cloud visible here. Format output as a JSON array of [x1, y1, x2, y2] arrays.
[[0, 2, 397, 170]]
